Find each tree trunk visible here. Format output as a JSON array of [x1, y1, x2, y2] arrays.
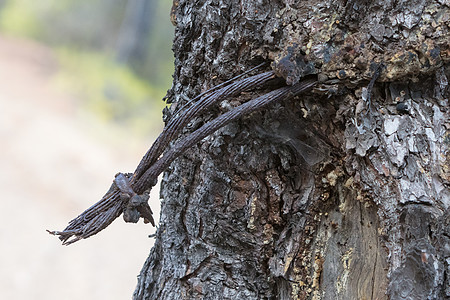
[[134, 1, 449, 299], [116, 0, 155, 65]]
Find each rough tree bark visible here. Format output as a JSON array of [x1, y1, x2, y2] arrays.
[[134, 1, 449, 299]]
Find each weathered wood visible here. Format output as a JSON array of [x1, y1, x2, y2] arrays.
[[134, 1, 449, 299]]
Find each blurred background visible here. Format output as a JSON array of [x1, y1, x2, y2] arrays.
[[0, 0, 173, 299]]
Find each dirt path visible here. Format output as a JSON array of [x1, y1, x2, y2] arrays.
[[0, 35, 161, 300]]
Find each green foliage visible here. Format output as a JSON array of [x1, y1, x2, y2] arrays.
[[0, 0, 174, 136], [0, 0, 43, 38], [0, 0, 126, 49], [56, 48, 166, 135]]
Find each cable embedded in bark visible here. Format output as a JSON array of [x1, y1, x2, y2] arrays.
[[133, 77, 317, 192], [171, 62, 268, 118], [48, 70, 316, 245], [132, 70, 275, 184]]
